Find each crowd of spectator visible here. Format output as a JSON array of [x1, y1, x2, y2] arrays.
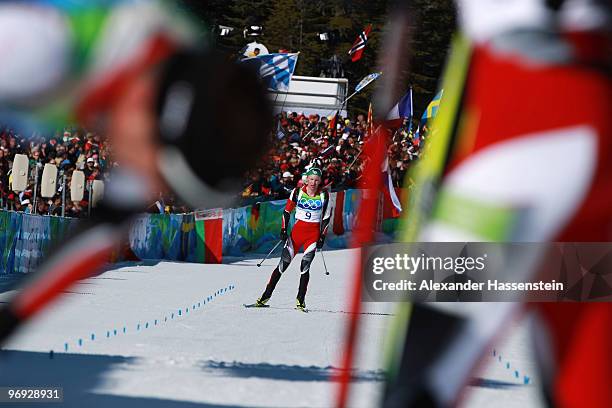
[[145, 193, 191, 215], [0, 127, 112, 217], [0, 127, 195, 217], [241, 111, 423, 202], [1, 110, 424, 217]]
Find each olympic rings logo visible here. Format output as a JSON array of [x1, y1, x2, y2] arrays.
[[298, 198, 322, 210]]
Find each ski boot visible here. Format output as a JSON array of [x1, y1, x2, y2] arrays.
[[296, 298, 307, 312], [254, 297, 270, 307]]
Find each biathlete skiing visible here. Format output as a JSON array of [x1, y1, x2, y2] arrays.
[[254, 167, 331, 311]]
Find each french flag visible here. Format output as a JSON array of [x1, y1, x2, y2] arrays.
[[385, 88, 413, 129], [381, 157, 402, 217]]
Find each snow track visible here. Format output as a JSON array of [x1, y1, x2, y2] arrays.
[[0, 248, 542, 407]]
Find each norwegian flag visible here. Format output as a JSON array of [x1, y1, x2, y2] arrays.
[[348, 24, 372, 62]]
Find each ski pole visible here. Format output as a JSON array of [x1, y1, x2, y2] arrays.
[[257, 240, 283, 267], [319, 249, 329, 275]]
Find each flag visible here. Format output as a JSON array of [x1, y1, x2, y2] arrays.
[[249, 202, 260, 231], [355, 72, 382, 93], [385, 88, 413, 129], [413, 126, 420, 144], [328, 110, 339, 138], [348, 24, 372, 62], [381, 157, 402, 217], [276, 120, 285, 139], [367, 102, 373, 137], [332, 191, 345, 235], [241, 53, 299, 92], [420, 89, 443, 128], [194, 208, 224, 264]]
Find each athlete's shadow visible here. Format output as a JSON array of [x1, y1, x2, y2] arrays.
[[469, 378, 525, 389], [0, 350, 249, 408], [200, 360, 385, 382], [0, 274, 26, 298]]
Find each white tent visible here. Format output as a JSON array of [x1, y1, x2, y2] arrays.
[[269, 75, 348, 117]]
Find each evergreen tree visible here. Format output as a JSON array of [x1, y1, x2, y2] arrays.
[[263, 0, 301, 53], [406, 0, 456, 118], [180, 0, 456, 117], [333, 0, 389, 115]]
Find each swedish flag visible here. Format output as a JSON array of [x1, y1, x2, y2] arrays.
[[420, 89, 444, 127]]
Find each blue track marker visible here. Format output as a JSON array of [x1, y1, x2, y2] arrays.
[[64, 286, 233, 353]]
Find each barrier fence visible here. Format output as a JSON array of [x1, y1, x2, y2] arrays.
[[0, 211, 79, 274], [0, 189, 405, 274]]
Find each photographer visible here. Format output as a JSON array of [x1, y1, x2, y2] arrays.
[[0, 0, 273, 344]]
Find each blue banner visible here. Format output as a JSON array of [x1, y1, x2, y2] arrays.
[[0, 211, 78, 275]]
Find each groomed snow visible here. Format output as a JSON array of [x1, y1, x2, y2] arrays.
[[0, 248, 543, 407]]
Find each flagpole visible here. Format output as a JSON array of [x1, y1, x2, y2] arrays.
[[278, 51, 299, 115], [278, 90, 290, 116], [341, 88, 361, 105], [345, 123, 382, 171], [346, 148, 363, 170], [301, 80, 378, 142], [407, 87, 414, 135], [271, 52, 300, 139], [391, 127, 402, 143], [300, 97, 344, 141]]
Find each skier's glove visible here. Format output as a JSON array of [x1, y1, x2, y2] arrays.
[[316, 235, 326, 250], [280, 228, 288, 241]]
